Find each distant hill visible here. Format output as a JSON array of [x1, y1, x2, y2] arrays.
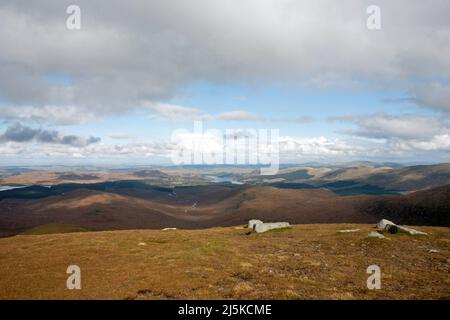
[[358, 163, 450, 191], [132, 169, 169, 178], [257, 163, 450, 193], [1, 181, 448, 237], [21, 223, 87, 235], [360, 183, 450, 226]]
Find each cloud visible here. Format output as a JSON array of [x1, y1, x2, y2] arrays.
[[332, 113, 450, 154], [0, 105, 95, 125], [0, 123, 101, 147], [0, 128, 448, 165], [0, 1, 449, 123], [413, 83, 450, 112], [108, 132, 135, 140], [383, 83, 450, 113], [216, 111, 313, 123], [144, 102, 211, 121], [336, 113, 449, 140], [217, 110, 261, 121]]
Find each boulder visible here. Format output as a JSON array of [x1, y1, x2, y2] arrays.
[[376, 219, 396, 230], [375, 219, 427, 235], [386, 224, 399, 234], [254, 222, 290, 233], [248, 219, 263, 230]]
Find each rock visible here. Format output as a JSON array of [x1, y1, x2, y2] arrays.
[[254, 222, 290, 233], [138, 242, 147, 246], [375, 219, 427, 235], [162, 228, 177, 231], [367, 231, 388, 239], [376, 219, 396, 230], [338, 229, 360, 233], [397, 226, 427, 235], [386, 224, 399, 234], [248, 219, 263, 230], [428, 249, 439, 253]]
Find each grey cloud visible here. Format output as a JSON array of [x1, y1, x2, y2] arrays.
[[382, 84, 450, 113], [335, 113, 450, 141], [0, 123, 101, 147], [381, 97, 416, 104], [413, 83, 450, 112], [217, 111, 313, 123], [0, 1, 450, 123]]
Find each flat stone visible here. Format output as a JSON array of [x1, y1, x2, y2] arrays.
[[397, 226, 427, 235], [254, 222, 290, 233], [367, 231, 388, 239], [338, 229, 360, 233]]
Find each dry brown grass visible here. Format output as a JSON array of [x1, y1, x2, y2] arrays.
[[0, 224, 449, 300]]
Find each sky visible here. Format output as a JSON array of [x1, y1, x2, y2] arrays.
[[0, 0, 449, 166]]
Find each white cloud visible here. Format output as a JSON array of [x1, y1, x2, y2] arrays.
[[217, 110, 261, 121], [338, 113, 450, 141], [108, 132, 135, 140], [143, 102, 211, 121]]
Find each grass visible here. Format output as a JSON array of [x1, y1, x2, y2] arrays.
[[21, 224, 88, 235], [0, 224, 449, 300]]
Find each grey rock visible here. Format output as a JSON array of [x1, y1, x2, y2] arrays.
[[375, 219, 427, 235], [248, 219, 263, 230], [338, 229, 360, 233], [254, 222, 290, 233], [367, 231, 388, 239], [376, 219, 396, 230]]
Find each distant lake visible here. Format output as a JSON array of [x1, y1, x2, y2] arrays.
[[0, 185, 29, 192], [208, 176, 243, 185]]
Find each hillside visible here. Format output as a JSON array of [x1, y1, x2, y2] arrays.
[[1, 183, 449, 237], [0, 224, 448, 299], [361, 184, 450, 226], [248, 163, 450, 193]]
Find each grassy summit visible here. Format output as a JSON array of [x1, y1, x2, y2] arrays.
[[0, 224, 448, 299]]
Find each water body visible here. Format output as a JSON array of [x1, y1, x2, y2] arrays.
[[0, 185, 29, 192], [208, 176, 243, 185]]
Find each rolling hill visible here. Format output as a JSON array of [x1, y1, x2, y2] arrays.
[[1, 181, 449, 237]]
